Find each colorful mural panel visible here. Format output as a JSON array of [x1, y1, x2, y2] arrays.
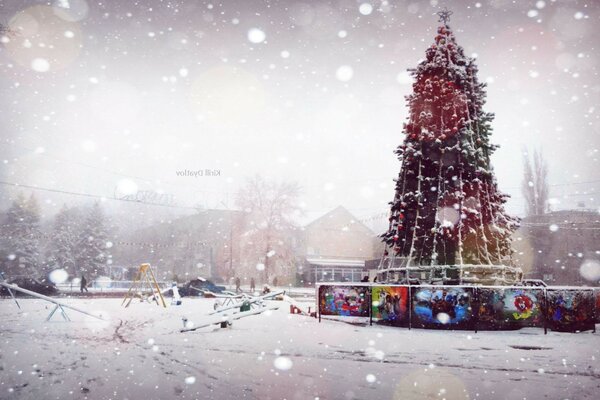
[[546, 289, 595, 331], [412, 287, 474, 328], [478, 288, 544, 329], [316, 284, 596, 332], [371, 286, 409, 325], [318, 285, 369, 317]]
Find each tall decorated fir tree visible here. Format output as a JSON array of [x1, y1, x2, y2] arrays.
[[383, 10, 518, 268]]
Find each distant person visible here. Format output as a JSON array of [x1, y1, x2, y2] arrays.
[[273, 277, 278, 287], [80, 275, 88, 293], [361, 275, 369, 282], [235, 277, 241, 293], [250, 277, 256, 292]]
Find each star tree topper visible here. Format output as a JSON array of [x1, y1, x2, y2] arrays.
[[436, 8, 453, 24]]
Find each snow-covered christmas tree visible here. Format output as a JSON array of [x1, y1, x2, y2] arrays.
[[75, 203, 110, 278], [380, 10, 521, 285], [3, 193, 41, 277], [45, 205, 82, 276]]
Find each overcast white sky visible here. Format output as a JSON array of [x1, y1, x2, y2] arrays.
[[0, 0, 598, 231]]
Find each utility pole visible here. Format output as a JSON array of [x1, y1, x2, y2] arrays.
[[229, 214, 233, 278], [221, 202, 234, 280]]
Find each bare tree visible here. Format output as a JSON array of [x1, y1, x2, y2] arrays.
[[235, 176, 301, 284], [0, 23, 16, 38], [522, 148, 549, 216]]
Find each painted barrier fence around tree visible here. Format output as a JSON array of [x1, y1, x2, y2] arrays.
[[317, 283, 599, 333]]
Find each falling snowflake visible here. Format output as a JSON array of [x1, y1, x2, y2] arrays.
[[247, 28, 266, 43], [273, 356, 293, 371], [359, 4, 373, 16], [49, 269, 69, 284], [31, 58, 50, 72], [336, 66, 353, 82], [579, 260, 600, 281], [436, 313, 451, 324]]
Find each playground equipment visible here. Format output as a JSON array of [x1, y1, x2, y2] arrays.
[[187, 285, 242, 300], [122, 263, 166, 308], [283, 294, 316, 317], [0, 280, 105, 322], [180, 290, 285, 332], [0, 272, 20, 309], [209, 290, 284, 315], [180, 303, 281, 332]]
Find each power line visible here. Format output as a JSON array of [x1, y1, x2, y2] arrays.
[[0, 180, 203, 211], [3, 142, 235, 196], [0, 232, 209, 247]]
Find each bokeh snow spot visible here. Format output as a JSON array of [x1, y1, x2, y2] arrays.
[[397, 71, 412, 85], [437, 207, 460, 227], [335, 65, 353, 82], [49, 269, 69, 284], [366, 373, 376, 383], [54, 0, 90, 22], [579, 259, 600, 281], [359, 4, 373, 16], [184, 376, 196, 384], [31, 58, 50, 72], [95, 276, 112, 288], [248, 28, 266, 43], [116, 179, 138, 197], [436, 313, 450, 324], [273, 356, 293, 371]]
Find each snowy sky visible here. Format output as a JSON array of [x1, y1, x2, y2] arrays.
[[0, 0, 598, 230]]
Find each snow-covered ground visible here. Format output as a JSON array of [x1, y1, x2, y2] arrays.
[[0, 297, 598, 400]]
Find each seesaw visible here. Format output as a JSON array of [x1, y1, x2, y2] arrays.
[[180, 303, 280, 332], [0, 281, 105, 322], [208, 290, 285, 315]]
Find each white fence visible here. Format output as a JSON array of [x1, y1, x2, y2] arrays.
[[56, 280, 172, 293]]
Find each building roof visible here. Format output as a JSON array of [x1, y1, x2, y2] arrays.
[[304, 205, 375, 235]]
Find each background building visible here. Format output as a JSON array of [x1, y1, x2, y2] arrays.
[[298, 206, 381, 285], [513, 209, 600, 286]]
